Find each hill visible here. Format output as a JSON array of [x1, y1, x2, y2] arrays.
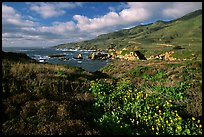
[[53, 9, 202, 60]]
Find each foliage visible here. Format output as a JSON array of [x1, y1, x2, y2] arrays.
[[89, 80, 202, 135], [56, 70, 66, 76], [129, 66, 151, 77], [121, 50, 130, 56]]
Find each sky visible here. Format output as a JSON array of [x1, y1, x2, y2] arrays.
[[2, 2, 202, 47]]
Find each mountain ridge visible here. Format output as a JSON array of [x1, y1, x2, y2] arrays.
[[53, 9, 202, 60]]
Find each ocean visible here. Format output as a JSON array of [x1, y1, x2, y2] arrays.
[[2, 46, 110, 72]]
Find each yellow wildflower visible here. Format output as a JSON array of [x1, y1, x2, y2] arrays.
[[169, 100, 172, 102], [197, 120, 200, 123], [199, 124, 202, 128], [177, 125, 182, 131], [178, 116, 182, 121], [156, 106, 159, 109], [152, 127, 155, 131], [159, 110, 162, 113], [192, 117, 195, 121]]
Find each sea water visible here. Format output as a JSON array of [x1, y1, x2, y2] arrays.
[[2, 47, 109, 72]]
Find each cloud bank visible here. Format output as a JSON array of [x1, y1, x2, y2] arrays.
[[2, 2, 202, 47]]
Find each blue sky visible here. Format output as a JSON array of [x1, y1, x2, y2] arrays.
[[2, 2, 202, 47]]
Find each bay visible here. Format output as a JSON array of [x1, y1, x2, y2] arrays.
[[2, 47, 110, 72]]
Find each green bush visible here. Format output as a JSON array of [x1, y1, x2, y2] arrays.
[[89, 80, 202, 135], [121, 50, 130, 56]]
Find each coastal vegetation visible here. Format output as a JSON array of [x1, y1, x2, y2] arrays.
[[2, 9, 202, 135]]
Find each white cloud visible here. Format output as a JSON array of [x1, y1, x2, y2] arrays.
[[162, 2, 202, 18], [38, 21, 76, 34], [2, 4, 37, 27], [29, 2, 84, 18], [73, 2, 153, 32]]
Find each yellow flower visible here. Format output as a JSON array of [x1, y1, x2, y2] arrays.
[[169, 100, 172, 102], [156, 127, 159, 131], [192, 117, 195, 121], [177, 125, 182, 131], [170, 119, 173, 123], [174, 110, 177, 113], [159, 110, 161, 113], [136, 121, 139, 125], [197, 120, 200, 123], [178, 117, 182, 121], [156, 132, 159, 135], [199, 124, 202, 128], [156, 106, 159, 109], [152, 127, 155, 131]]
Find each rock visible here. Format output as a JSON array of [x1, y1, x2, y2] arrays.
[[88, 52, 96, 60], [73, 53, 83, 59], [88, 52, 108, 60], [58, 57, 69, 61]]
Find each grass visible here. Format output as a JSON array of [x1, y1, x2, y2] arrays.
[[2, 51, 110, 135], [2, 47, 202, 135]]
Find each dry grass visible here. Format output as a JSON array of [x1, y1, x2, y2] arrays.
[[2, 52, 106, 135]]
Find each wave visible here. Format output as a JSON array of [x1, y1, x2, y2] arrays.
[[18, 49, 35, 52], [56, 48, 96, 52]]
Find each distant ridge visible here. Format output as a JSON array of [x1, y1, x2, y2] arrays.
[[53, 9, 202, 52]]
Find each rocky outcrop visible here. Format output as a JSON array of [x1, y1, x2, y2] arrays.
[[73, 53, 83, 59], [134, 51, 147, 60], [88, 52, 111, 60], [58, 57, 69, 61], [147, 51, 176, 61]]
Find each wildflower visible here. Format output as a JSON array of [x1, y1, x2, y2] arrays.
[[156, 106, 159, 109], [197, 120, 200, 123], [166, 120, 168, 124], [199, 124, 202, 128], [169, 100, 172, 102], [156, 132, 159, 135], [159, 110, 162, 113], [178, 116, 182, 121], [192, 117, 195, 121], [177, 125, 182, 131], [152, 127, 155, 131]]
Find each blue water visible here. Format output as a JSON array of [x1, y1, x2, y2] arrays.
[[2, 47, 110, 72]]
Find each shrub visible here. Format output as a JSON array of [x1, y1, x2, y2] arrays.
[[89, 80, 202, 135], [121, 50, 130, 56]]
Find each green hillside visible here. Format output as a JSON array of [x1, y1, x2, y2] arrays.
[[53, 9, 202, 59]]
